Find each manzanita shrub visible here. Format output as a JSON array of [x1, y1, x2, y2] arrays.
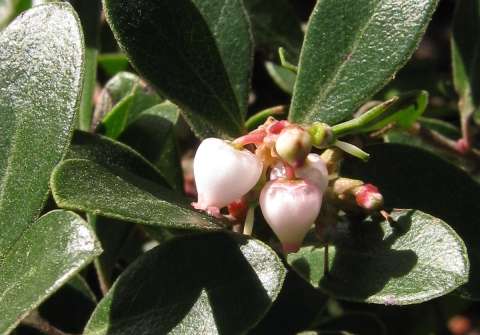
[[1, 0, 480, 334]]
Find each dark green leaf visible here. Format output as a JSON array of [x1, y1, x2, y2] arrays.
[[451, 0, 480, 126], [51, 159, 224, 230], [103, 0, 251, 137], [91, 72, 162, 132], [289, 0, 438, 125], [90, 216, 135, 293], [0, 3, 84, 259], [0, 210, 102, 334], [248, 268, 328, 335], [70, 0, 101, 131], [316, 312, 386, 335], [67, 130, 170, 188], [242, 0, 303, 63], [84, 232, 285, 335], [288, 209, 469, 305], [340, 143, 480, 299], [265, 61, 296, 95], [118, 102, 184, 192], [37, 275, 97, 334]]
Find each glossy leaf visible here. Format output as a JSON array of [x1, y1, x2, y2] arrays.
[[289, 0, 438, 125], [51, 159, 224, 230], [288, 209, 469, 305], [340, 143, 480, 299], [103, 0, 252, 137], [242, 0, 304, 63], [0, 210, 102, 334], [0, 3, 84, 259], [91, 72, 162, 132], [84, 232, 286, 335], [66, 130, 170, 188], [331, 91, 428, 138], [451, 0, 480, 128], [119, 102, 184, 192]]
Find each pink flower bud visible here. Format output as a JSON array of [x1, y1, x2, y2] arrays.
[[275, 125, 312, 168], [260, 178, 322, 253], [355, 184, 384, 212], [270, 153, 329, 194], [193, 138, 263, 216]]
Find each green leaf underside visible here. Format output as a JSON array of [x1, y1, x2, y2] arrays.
[[84, 232, 286, 335], [289, 0, 438, 125], [118, 102, 184, 192], [265, 61, 296, 95], [340, 144, 480, 299], [103, 0, 250, 137], [66, 130, 171, 189], [288, 209, 469, 305], [0, 3, 84, 259], [331, 91, 427, 137], [451, 0, 480, 124], [51, 159, 223, 230], [0, 210, 101, 334]]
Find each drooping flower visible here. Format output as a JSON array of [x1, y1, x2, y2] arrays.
[[260, 178, 322, 253], [192, 138, 263, 217], [270, 153, 329, 194]]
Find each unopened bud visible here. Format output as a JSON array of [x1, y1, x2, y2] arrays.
[[355, 184, 384, 212], [275, 125, 312, 168], [260, 178, 322, 253]]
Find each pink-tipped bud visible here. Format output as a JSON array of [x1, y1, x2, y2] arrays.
[[260, 178, 322, 253], [275, 125, 312, 168], [355, 184, 384, 212], [228, 197, 248, 219], [270, 153, 329, 194], [193, 138, 263, 216]]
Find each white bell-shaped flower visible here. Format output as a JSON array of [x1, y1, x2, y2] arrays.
[[260, 178, 322, 253], [270, 153, 329, 194], [193, 138, 263, 216]]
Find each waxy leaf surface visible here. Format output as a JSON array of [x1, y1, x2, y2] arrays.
[[340, 144, 480, 299], [289, 0, 438, 125], [51, 159, 223, 230], [103, 0, 252, 137], [0, 210, 102, 334], [0, 3, 83, 259], [288, 209, 469, 305], [84, 232, 285, 335]]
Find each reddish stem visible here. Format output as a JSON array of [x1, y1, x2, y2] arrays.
[[232, 133, 265, 147], [282, 159, 297, 180]]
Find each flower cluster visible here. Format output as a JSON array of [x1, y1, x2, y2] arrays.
[[192, 117, 383, 253]]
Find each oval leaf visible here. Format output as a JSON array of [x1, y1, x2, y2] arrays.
[[288, 209, 469, 305], [103, 0, 251, 137], [340, 143, 480, 299], [289, 0, 438, 125], [51, 159, 224, 230], [84, 232, 286, 335], [0, 210, 102, 334], [0, 3, 84, 259]]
